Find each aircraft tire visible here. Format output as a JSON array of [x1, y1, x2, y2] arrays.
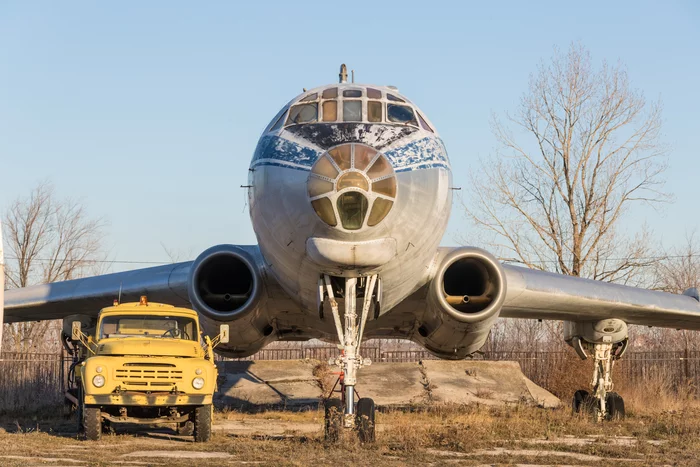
[[324, 399, 343, 442], [356, 397, 376, 443], [193, 404, 212, 442], [83, 407, 102, 441], [605, 392, 625, 421], [572, 390, 589, 414]]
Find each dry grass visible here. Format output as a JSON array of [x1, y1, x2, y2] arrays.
[[3, 401, 700, 466]]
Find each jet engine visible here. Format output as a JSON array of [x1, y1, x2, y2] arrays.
[[187, 245, 263, 322], [418, 247, 507, 358]]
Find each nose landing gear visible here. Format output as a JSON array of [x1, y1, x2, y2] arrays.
[[322, 274, 378, 443]]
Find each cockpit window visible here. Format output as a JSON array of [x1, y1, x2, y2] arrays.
[[418, 112, 433, 132], [367, 88, 382, 99], [387, 104, 417, 125], [343, 101, 362, 122], [322, 100, 337, 122], [286, 103, 318, 125], [368, 198, 393, 226], [322, 87, 338, 99], [368, 101, 382, 123], [328, 145, 352, 170], [270, 110, 286, 132], [265, 107, 287, 133], [278, 87, 429, 130], [311, 197, 337, 227], [337, 191, 368, 230]]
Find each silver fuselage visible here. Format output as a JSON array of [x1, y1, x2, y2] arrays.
[[247, 84, 451, 341]]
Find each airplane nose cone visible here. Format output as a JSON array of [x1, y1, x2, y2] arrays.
[[307, 143, 398, 231]]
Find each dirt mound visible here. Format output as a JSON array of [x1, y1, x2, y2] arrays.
[[216, 360, 560, 409]]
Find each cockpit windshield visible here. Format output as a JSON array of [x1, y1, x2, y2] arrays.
[[272, 86, 433, 132], [100, 315, 198, 341], [387, 104, 417, 125], [286, 103, 318, 125]]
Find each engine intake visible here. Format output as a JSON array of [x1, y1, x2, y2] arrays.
[[431, 247, 507, 324], [187, 245, 262, 321]]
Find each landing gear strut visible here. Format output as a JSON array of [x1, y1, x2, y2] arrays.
[[571, 339, 627, 421], [322, 274, 378, 442]]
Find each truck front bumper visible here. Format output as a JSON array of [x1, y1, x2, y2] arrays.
[[84, 392, 212, 406]]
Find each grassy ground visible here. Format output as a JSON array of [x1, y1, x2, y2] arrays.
[[2, 398, 700, 466]]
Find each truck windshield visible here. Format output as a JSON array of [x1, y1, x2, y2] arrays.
[[100, 315, 198, 341]]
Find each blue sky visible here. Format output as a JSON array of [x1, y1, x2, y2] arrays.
[[1, 1, 698, 269]]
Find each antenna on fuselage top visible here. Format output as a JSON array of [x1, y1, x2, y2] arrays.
[[339, 64, 348, 83], [351, 69, 355, 83]]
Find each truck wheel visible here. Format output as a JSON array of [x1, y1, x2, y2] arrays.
[[193, 405, 212, 442], [76, 386, 84, 433], [84, 407, 102, 441]]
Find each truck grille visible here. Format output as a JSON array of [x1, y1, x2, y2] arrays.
[[115, 363, 184, 388]]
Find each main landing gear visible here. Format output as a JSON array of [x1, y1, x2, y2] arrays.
[[571, 338, 627, 421], [321, 274, 378, 443]]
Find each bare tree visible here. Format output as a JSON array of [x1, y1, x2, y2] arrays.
[[465, 43, 668, 284], [638, 232, 700, 352], [2, 182, 107, 353]]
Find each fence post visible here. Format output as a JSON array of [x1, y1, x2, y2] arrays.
[[60, 348, 65, 396]]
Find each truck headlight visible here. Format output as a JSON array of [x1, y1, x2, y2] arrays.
[[192, 377, 205, 389], [95, 366, 103, 374], [92, 375, 106, 388]]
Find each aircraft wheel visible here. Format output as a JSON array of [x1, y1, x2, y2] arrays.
[[324, 399, 343, 442], [193, 404, 212, 442], [83, 407, 102, 441], [605, 392, 625, 421], [572, 390, 589, 414], [356, 397, 376, 443]]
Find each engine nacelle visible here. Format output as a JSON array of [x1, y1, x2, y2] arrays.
[[187, 245, 263, 322], [564, 319, 628, 345], [419, 247, 507, 358]]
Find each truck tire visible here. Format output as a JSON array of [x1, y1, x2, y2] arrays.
[[84, 407, 102, 441], [76, 386, 84, 433], [193, 405, 212, 442]]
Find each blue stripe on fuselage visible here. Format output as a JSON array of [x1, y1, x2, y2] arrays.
[[250, 133, 450, 173]]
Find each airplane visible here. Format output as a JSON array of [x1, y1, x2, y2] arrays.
[[4, 64, 700, 438]]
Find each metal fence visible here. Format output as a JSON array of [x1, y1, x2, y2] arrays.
[[0, 352, 71, 414], [2, 348, 699, 413]]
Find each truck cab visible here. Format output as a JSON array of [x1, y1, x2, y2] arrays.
[[67, 296, 228, 441]]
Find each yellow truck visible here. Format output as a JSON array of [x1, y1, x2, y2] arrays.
[[66, 296, 228, 441]]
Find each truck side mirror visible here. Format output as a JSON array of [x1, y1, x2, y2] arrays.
[[219, 324, 229, 344], [72, 321, 82, 341]]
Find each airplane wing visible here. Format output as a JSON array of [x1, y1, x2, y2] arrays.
[[0, 244, 283, 327], [3, 262, 192, 322], [500, 264, 700, 330]]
